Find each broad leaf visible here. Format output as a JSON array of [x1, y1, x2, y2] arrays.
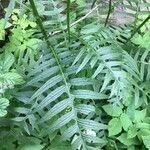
[[127, 126, 137, 139], [117, 133, 138, 146], [120, 113, 132, 131], [142, 136, 150, 149], [133, 109, 147, 123], [103, 104, 122, 117], [108, 118, 122, 136]]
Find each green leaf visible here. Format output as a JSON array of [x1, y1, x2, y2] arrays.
[[108, 118, 122, 136], [61, 124, 78, 141], [32, 86, 67, 112], [128, 146, 135, 150], [30, 22, 37, 28], [117, 133, 138, 146], [127, 126, 137, 139], [38, 98, 72, 123], [0, 72, 24, 85], [78, 119, 107, 131], [0, 98, 9, 117], [5, 0, 15, 22], [138, 129, 150, 137], [120, 113, 132, 131], [75, 104, 95, 115], [30, 75, 63, 100], [19, 144, 44, 150], [100, 72, 112, 92], [0, 30, 5, 40], [132, 32, 150, 49], [76, 0, 85, 6], [0, 19, 6, 40], [82, 133, 107, 144], [134, 109, 147, 123], [76, 53, 92, 73], [81, 24, 100, 34], [26, 38, 41, 48], [26, 66, 59, 85], [70, 78, 93, 86], [42, 111, 75, 134], [92, 63, 105, 78], [103, 104, 122, 117], [50, 146, 71, 150], [72, 49, 85, 66], [136, 122, 150, 129], [0, 19, 5, 30], [2, 53, 15, 72], [142, 136, 150, 149], [73, 90, 108, 100]]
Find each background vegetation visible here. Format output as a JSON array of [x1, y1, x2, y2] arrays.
[[0, 0, 150, 150]]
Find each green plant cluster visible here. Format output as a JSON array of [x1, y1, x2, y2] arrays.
[[0, 0, 150, 150]]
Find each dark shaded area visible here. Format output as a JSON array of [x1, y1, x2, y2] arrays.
[[0, 0, 9, 18], [0, 0, 10, 48]]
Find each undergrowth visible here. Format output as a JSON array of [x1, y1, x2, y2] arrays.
[[0, 0, 150, 150]]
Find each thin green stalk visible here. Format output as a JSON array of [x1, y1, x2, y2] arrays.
[[104, 0, 112, 27], [52, 0, 68, 47], [28, 0, 70, 95], [67, 0, 70, 43], [133, 2, 140, 32], [127, 14, 150, 42], [48, 4, 100, 36], [91, 0, 97, 9]]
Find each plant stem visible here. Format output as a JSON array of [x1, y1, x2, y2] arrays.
[[28, 0, 47, 39], [29, 0, 70, 94], [49, 4, 100, 36], [104, 0, 112, 27], [127, 14, 150, 42], [67, 0, 70, 43], [91, 0, 97, 9]]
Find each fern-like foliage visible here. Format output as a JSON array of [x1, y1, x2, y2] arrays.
[[71, 24, 141, 104], [14, 39, 109, 149], [1, 0, 150, 149], [12, 2, 108, 149]]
